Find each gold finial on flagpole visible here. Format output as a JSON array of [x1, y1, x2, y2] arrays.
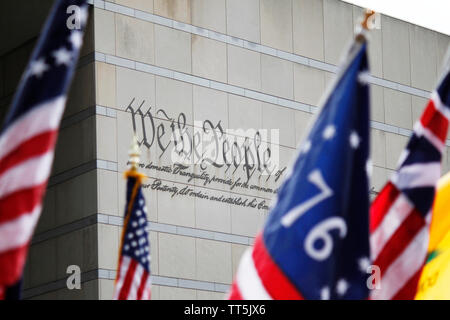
[[356, 9, 376, 42], [361, 9, 376, 30], [128, 133, 141, 171]]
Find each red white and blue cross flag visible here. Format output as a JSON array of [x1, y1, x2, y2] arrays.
[[369, 62, 450, 300], [229, 38, 372, 300], [0, 0, 88, 299]]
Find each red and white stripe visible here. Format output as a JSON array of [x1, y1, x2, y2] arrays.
[[369, 90, 449, 300], [0, 96, 65, 288], [370, 184, 431, 299], [228, 233, 304, 300], [113, 256, 151, 300]]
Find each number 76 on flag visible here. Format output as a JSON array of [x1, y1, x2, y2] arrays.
[[281, 169, 347, 262]]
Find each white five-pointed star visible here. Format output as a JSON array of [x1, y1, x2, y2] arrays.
[[29, 58, 49, 78], [53, 47, 72, 66], [366, 159, 373, 177], [350, 131, 360, 149], [320, 287, 330, 300], [358, 257, 371, 273], [323, 125, 336, 140], [302, 140, 311, 154], [336, 279, 349, 296], [69, 31, 83, 49]]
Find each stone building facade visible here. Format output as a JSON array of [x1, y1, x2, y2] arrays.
[[0, 0, 448, 299]]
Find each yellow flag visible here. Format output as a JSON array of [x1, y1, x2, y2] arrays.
[[428, 172, 450, 252], [416, 172, 450, 299], [416, 230, 450, 299]]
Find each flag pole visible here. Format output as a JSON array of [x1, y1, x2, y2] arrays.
[[115, 134, 146, 286], [114, 134, 152, 299], [124, 133, 146, 215]]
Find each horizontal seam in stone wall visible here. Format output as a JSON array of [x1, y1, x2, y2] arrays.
[[48, 159, 118, 187], [48, 160, 97, 187], [76, 51, 95, 69], [98, 213, 254, 245], [60, 106, 95, 130], [32, 214, 99, 245], [33, 213, 254, 249], [87, 0, 432, 99], [92, 52, 450, 147], [23, 269, 99, 299], [22, 267, 230, 299], [60, 105, 117, 131], [5, 53, 446, 152]]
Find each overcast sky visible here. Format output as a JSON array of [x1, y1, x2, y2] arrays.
[[342, 0, 450, 35]]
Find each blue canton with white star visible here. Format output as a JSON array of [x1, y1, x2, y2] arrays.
[[122, 177, 151, 272], [262, 42, 371, 300], [1, 0, 89, 133]]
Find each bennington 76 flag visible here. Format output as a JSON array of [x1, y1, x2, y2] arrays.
[[113, 170, 152, 300], [229, 38, 372, 300], [0, 0, 88, 299]]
